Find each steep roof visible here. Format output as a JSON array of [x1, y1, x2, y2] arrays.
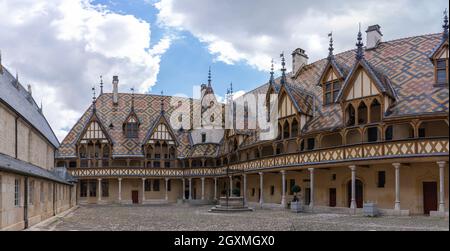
[[0, 67, 59, 148]]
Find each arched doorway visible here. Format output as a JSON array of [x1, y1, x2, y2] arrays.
[[347, 179, 364, 208]]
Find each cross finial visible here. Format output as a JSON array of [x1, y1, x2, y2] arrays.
[[443, 8, 449, 40], [328, 32, 334, 59], [356, 23, 364, 61], [99, 75, 104, 95]]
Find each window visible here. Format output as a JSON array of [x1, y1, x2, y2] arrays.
[[80, 180, 87, 197], [367, 127, 378, 142], [377, 171, 386, 188], [101, 180, 109, 197], [332, 174, 337, 181], [29, 180, 34, 205], [178, 115, 183, 123], [419, 128, 426, 138], [89, 180, 97, 197], [436, 59, 448, 84], [153, 180, 160, 192], [167, 180, 172, 192], [307, 138, 315, 150], [145, 180, 152, 192], [125, 122, 139, 138], [270, 186, 275, 196], [251, 188, 256, 197], [385, 126, 393, 141], [323, 80, 341, 105], [201, 133, 207, 143], [14, 179, 20, 206], [164, 162, 171, 168], [210, 114, 215, 123], [153, 162, 161, 168], [289, 179, 295, 195]]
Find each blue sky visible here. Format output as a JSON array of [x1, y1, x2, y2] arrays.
[[93, 0, 268, 99]]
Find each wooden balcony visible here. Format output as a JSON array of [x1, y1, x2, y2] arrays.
[[68, 137, 449, 178]]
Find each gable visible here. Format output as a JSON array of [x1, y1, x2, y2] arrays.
[[80, 121, 109, 144], [345, 68, 381, 101], [278, 92, 296, 118], [148, 123, 175, 143], [431, 40, 449, 60]]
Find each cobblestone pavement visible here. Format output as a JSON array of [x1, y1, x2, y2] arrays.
[[29, 204, 449, 231]]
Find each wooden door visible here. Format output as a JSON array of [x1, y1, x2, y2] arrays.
[[423, 182, 437, 215], [132, 191, 139, 204], [329, 188, 337, 207]]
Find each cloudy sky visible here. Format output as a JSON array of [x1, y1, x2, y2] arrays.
[[0, 0, 448, 141]]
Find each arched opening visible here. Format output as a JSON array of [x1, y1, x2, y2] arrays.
[[370, 99, 382, 123], [291, 118, 299, 137], [276, 143, 284, 155], [357, 102, 368, 125], [283, 121, 290, 139], [346, 129, 362, 145], [286, 140, 298, 153], [347, 179, 364, 208], [254, 149, 260, 159], [385, 123, 414, 141], [277, 123, 282, 140], [418, 120, 449, 138], [261, 145, 273, 157], [346, 104, 356, 127], [364, 126, 380, 143], [321, 133, 343, 148]]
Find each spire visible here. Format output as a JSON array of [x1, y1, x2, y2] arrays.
[[92, 86, 97, 112], [328, 32, 334, 59], [160, 90, 165, 114], [356, 23, 364, 61], [130, 87, 135, 111], [208, 66, 212, 87], [443, 8, 449, 40], [99, 75, 104, 95], [280, 52, 287, 85], [269, 59, 275, 85]]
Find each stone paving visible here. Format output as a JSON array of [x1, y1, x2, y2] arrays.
[[29, 204, 449, 231]]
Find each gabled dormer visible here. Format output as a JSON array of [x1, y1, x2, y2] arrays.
[[143, 111, 178, 147], [429, 11, 449, 86], [123, 93, 140, 139], [77, 104, 112, 146]]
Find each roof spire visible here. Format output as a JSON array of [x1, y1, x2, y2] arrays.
[[160, 90, 165, 114], [92, 86, 97, 112], [280, 52, 287, 85], [130, 87, 135, 111], [99, 75, 104, 95], [208, 66, 212, 87], [328, 32, 334, 59], [356, 23, 364, 60], [443, 8, 449, 40], [269, 59, 275, 85]]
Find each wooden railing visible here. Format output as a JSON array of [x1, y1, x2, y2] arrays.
[[68, 137, 449, 178]]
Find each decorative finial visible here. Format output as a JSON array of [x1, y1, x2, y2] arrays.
[[99, 75, 104, 95], [280, 52, 287, 85], [443, 8, 449, 40], [328, 32, 334, 59], [160, 90, 165, 114], [130, 87, 135, 111], [208, 66, 212, 87], [356, 23, 364, 60], [92, 86, 96, 102], [92, 86, 97, 112]]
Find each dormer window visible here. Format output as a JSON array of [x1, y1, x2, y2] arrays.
[[324, 80, 341, 105], [436, 59, 449, 85], [125, 122, 138, 138]]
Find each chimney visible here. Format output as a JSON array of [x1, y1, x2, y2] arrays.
[[292, 48, 308, 74], [366, 25, 383, 50], [112, 76, 119, 105]]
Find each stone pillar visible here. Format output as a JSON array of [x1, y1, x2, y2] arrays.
[[214, 177, 218, 200], [349, 165, 357, 210], [201, 177, 205, 200], [259, 172, 264, 207], [229, 176, 233, 197], [188, 178, 192, 200], [182, 178, 186, 200], [393, 163, 401, 211], [165, 178, 169, 201], [118, 178, 122, 203], [98, 178, 102, 203], [438, 161, 446, 212], [281, 170, 286, 208], [308, 168, 315, 208], [142, 178, 146, 203], [243, 174, 247, 205]]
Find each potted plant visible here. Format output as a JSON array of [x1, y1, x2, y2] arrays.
[[232, 188, 241, 197], [290, 185, 303, 213]]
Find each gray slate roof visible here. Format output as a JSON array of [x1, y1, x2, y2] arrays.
[[0, 153, 72, 185], [0, 66, 59, 147]]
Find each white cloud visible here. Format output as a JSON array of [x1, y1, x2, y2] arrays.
[[0, 0, 172, 140], [156, 0, 448, 71]]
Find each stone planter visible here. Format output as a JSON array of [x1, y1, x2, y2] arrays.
[[290, 201, 303, 213]]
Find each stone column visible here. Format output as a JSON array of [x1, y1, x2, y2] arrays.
[[142, 178, 146, 203], [98, 178, 102, 203], [165, 178, 169, 201], [118, 178, 122, 203], [229, 176, 233, 197], [214, 177, 218, 201], [188, 178, 192, 200], [393, 163, 401, 211], [438, 161, 446, 212], [201, 177, 205, 200], [349, 165, 357, 210], [308, 168, 315, 208], [259, 172, 264, 207], [243, 174, 247, 205], [182, 178, 186, 200], [281, 170, 286, 208]]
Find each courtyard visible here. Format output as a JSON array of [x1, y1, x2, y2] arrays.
[[28, 204, 449, 231]]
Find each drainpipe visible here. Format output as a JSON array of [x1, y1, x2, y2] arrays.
[[24, 177, 29, 229]]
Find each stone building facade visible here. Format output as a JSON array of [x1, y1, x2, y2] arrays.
[[0, 59, 75, 230], [57, 16, 449, 217]]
